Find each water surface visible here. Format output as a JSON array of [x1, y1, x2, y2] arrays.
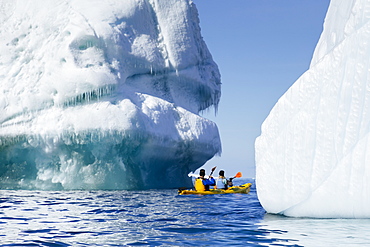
[[1, 179, 369, 246]]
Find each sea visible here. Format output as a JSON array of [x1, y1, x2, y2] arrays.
[[1, 178, 370, 246]]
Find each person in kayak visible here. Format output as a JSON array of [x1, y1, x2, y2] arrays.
[[216, 170, 228, 190], [194, 168, 216, 191], [216, 170, 236, 190]]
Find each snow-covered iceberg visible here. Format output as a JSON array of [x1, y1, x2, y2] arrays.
[[0, 0, 221, 190], [256, 0, 370, 218]]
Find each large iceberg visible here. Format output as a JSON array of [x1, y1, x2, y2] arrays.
[[256, 0, 370, 218], [0, 0, 221, 190]]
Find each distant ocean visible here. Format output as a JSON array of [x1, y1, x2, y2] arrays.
[[1, 178, 369, 246]]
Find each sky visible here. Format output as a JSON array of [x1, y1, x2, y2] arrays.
[[193, 0, 331, 178]]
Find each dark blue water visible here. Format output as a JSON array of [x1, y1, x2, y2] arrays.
[[1, 178, 369, 246]]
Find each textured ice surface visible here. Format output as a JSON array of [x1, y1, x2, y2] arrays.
[[0, 0, 221, 189], [256, 0, 370, 218]]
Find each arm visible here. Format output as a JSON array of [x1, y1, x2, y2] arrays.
[[202, 177, 216, 186]]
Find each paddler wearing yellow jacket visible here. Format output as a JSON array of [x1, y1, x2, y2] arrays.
[[194, 167, 216, 191]]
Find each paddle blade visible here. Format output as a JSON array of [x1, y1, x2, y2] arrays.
[[210, 166, 217, 176], [234, 172, 242, 178]]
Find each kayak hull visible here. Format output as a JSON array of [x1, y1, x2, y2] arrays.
[[178, 183, 252, 195]]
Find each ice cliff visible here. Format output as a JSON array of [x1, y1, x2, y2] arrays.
[[0, 0, 221, 190], [256, 0, 370, 218]]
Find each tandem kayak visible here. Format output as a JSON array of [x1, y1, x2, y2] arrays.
[[178, 183, 252, 195]]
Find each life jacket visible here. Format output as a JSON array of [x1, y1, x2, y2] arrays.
[[216, 177, 228, 190], [194, 178, 205, 191]]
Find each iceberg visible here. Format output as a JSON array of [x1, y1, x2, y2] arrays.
[[256, 0, 370, 218], [0, 0, 221, 190]]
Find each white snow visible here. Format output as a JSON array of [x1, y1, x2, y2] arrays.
[[256, 0, 370, 218], [0, 0, 221, 190]]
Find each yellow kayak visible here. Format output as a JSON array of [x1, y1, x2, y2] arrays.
[[178, 183, 252, 195]]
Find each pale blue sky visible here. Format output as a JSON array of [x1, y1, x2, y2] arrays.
[[193, 0, 331, 177]]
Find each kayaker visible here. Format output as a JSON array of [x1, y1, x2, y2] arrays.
[[216, 170, 236, 190], [194, 168, 216, 191], [216, 170, 228, 190]]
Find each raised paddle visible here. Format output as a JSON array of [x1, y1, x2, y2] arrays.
[[209, 166, 217, 177], [228, 172, 242, 186], [234, 172, 242, 178]]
